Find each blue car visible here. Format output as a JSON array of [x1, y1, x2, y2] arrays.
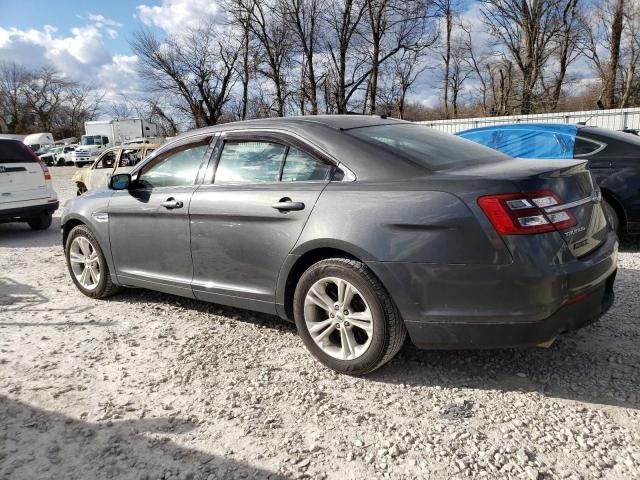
[[457, 123, 640, 235]]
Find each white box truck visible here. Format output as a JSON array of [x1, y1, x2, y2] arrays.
[[72, 119, 159, 166]]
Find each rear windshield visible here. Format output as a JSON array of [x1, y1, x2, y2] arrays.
[[0, 140, 36, 163], [346, 123, 511, 170]]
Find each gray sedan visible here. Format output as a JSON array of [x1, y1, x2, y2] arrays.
[[61, 115, 617, 375]]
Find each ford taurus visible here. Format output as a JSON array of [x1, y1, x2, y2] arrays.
[[61, 116, 618, 375]]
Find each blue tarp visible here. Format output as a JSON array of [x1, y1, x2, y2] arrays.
[[456, 124, 578, 159]]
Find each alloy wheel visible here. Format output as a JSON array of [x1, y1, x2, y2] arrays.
[[304, 277, 373, 360], [69, 236, 101, 290]]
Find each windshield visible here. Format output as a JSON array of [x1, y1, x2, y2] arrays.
[[346, 123, 512, 170], [81, 136, 102, 146]]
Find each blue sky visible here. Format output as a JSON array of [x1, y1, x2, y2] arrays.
[[0, 0, 222, 102], [0, 0, 139, 55]]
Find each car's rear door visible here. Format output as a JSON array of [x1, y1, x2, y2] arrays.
[[189, 131, 335, 313], [0, 140, 48, 207], [108, 135, 214, 296]]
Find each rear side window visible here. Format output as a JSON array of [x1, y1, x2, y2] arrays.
[[574, 137, 603, 156], [0, 140, 36, 163], [215, 141, 285, 184], [282, 147, 332, 181], [119, 148, 145, 167], [347, 124, 511, 170]]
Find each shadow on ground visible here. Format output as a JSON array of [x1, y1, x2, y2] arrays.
[[110, 265, 639, 412], [0, 217, 62, 249], [0, 395, 285, 480], [0, 277, 98, 319]]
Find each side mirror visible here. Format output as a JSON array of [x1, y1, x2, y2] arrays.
[[110, 173, 131, 190]]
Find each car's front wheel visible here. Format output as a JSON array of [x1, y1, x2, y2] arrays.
[[65, 225, 120, 298], [294, 258, 406, 375]]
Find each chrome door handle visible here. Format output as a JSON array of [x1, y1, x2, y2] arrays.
[[161, 198, 183, 209], [272, 199, 305, 212]]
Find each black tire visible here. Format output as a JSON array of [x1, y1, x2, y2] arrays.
[[65, 224, 120, 299], [293, 258, 406, 376], [27, 212, 52, 230], [602, 198, 620, 234], [56, 157, 65, 166]]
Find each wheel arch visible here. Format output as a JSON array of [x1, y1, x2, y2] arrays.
[[600, 187, 627, 231], [276, 240, 378, 322]]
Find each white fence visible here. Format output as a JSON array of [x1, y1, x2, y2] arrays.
[[417, 107, 640, 134]]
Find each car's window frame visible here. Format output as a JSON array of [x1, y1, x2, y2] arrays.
[[574, 136, 606, 157], [93, 148, 121, 171], [204, 130, 338, 186], [127, 134, 216, 191]]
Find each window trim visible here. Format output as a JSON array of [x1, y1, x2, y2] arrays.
[[574, 136, 606, 158], [130, 135, 215, 190], [206, 131, 337, 186]]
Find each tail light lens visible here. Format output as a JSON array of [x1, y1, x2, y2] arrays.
[[19, 143, 51, 180], [478, 191, 576, 235]]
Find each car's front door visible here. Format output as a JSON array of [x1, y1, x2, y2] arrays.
[[189, 132, 335, 313], [108, 135, 214, 297], [89, 149, 120, 190]]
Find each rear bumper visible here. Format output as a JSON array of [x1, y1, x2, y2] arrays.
[[0, 201, 59, 222], [367, 231, 618, 349]]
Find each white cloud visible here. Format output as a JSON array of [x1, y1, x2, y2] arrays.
[[136, 0, 223, 35], [87, 13, 124, 28], [0, 23, 144, 101]]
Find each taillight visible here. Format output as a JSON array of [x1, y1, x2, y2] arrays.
[[19, 143, 51, 180], [478, 191, 576, 235]]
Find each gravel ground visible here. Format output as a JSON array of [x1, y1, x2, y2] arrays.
[[0, 167, 639, 480]]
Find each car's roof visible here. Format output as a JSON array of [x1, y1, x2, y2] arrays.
[[174, 115, 407, 140]]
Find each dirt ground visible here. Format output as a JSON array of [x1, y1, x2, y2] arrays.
[[1, 167, 639, 480]]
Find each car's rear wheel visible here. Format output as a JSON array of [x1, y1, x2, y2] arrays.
[[65, 225, 120, 298], [27, 212, 52, 230], [294, 258, 406, 375], [602, 198, 620, 234]]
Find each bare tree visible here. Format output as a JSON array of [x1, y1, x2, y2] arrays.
[[0, 61, 31, 133], [481, 0, 566, 114], [235, 0, 293, 116], [324, 0, 368, 113], [434, 0, 455, 118], [23, 66, 75, 132], [280, 0, 325, 114], [131, 24, 239, 127]]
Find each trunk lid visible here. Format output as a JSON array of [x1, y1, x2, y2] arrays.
[[450, 158, 609, 257]]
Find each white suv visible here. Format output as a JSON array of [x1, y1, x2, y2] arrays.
[[0, 138, 59, 230]]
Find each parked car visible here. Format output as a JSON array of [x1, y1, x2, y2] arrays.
[[61, 116, 617, 375], [456, 123, 640, 235], [40, 145, 76, 166], [1, 138, 58, 230], [56, 145, 77, 166], [72, 144, 158, 195]]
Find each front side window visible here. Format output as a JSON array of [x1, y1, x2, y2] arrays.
[[137, 139, 210, 188], [96, 151, 118, 169], [282, 147, 333, 181], [215, 141, 285, 184]]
